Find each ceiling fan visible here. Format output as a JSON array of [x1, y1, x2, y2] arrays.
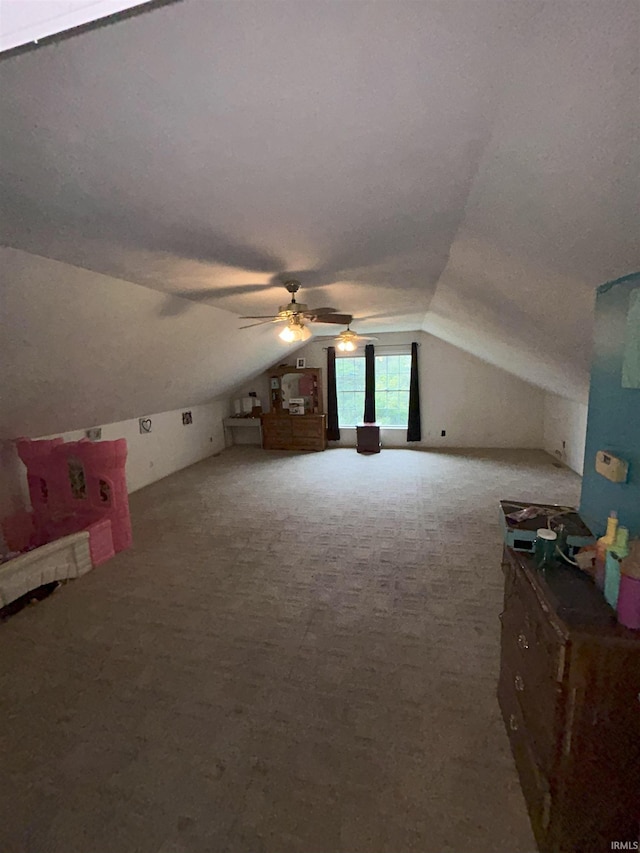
[[335, 326, 379, 352], [239, 280, 352, 342]]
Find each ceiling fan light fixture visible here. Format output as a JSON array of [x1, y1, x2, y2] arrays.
[[337, 338, 357, 352], [279, 318, 311, 343], [336, 327, 359, 352]]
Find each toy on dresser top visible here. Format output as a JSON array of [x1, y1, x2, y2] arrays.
[[611, 536, 640, 629]]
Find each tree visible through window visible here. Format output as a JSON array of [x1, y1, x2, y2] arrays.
[[335, 354, 412, 427], [375, 354, 412, 426]]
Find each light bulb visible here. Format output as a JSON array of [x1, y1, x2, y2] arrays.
[[279, 322, 311, 343], [337, 339, 356, 352], [279, 326, 297, 342]]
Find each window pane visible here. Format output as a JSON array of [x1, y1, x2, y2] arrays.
[[336, 357, 365, 426], [376, 390, 410, 426], [338, 391, 365, 426], [375, 354, 412, 426]]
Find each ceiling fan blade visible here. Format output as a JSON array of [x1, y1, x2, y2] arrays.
[[239, 320, 271, 329], [304, 306, 338, 315], [309, 313, 353, 325], [173, 284, 280, 301], [239, 315, 280, 320]]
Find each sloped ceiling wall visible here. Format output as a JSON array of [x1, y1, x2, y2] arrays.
[[1, 0, 638, 438], [425, 1, 640, 399], [0, 0, 152, 52], [0, 247, 289, 439]]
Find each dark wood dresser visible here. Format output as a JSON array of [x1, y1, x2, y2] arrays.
[[261, 413, 327, 451], [499, 546, 640, 852]]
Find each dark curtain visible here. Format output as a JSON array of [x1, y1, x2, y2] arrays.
[[407, 341, 421, 442], [326, 346, 340, 441], [363, 343, 376, 423]]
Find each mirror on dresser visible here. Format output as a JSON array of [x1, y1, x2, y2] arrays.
[[268, 366, 322, 415], [279, 372, 317, 413]]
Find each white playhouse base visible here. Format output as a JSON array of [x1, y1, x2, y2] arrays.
[[0, 532, 92, 608]]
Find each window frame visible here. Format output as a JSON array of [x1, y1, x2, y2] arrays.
[[335, 350, 412, 428]]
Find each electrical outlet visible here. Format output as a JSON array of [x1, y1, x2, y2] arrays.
[[595, 450, 629, 483]]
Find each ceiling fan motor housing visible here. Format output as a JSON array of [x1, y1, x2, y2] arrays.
[[240, 280, 351, 330], [279, 301, 308, 316]]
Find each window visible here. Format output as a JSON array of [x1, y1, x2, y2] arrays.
[[335, 354, 412, 427], [375, 354, 412, 426], [335, 357, 365, 427], [67, 457, 87, 500]]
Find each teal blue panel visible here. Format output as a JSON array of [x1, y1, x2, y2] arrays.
[[580, 273, 640, 537], [622, 288, 640, 388]]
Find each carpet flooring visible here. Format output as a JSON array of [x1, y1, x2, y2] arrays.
[[0, 447, 582, 853]]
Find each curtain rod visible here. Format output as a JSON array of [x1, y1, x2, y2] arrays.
[[321, 343, 420, 350]]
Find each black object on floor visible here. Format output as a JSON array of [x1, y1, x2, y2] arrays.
[[356, 424, 381, 454], [0, 582, 60, 623]]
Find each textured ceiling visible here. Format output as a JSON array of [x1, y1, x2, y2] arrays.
[[1, 0, 639, 434]]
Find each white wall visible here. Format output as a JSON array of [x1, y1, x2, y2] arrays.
[[0, 399, 228, 523], [244, 331, 545, 449], [543, 393, 588, 475]]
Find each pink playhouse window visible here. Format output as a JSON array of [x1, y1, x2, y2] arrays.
[[68, 458, 87, 500]]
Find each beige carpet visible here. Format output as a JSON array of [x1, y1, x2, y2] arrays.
[[0, 447, 582, 853]]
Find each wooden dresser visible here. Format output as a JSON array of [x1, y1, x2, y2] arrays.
[[499, 547, 640, 852], [261, 364, 327, 451], [261, 413, 327, 451]]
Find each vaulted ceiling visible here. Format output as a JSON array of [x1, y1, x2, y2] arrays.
[[1, 0, 638, 436]]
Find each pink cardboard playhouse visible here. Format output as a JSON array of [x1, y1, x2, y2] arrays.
[[3, 437, 132, 568]]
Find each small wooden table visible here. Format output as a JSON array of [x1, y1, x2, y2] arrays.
[[222, 417, 263, 448], [356, 423, 381, 454]]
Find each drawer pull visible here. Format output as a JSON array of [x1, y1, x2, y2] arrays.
[[509, 714, 518, 731], [517, 632, 529, 650], [515, 674, 525, 692]]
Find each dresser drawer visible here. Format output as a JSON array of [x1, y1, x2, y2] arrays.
[[264, 420, 291, 437], [291, 417, 325, 438], [500, 635, 564, 773], [498, 667, 553, 850], [503, 564, 568, 686], [261, 417, 292, 448], [262, 414, 326, 451], [266, 437, 290, 449]]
